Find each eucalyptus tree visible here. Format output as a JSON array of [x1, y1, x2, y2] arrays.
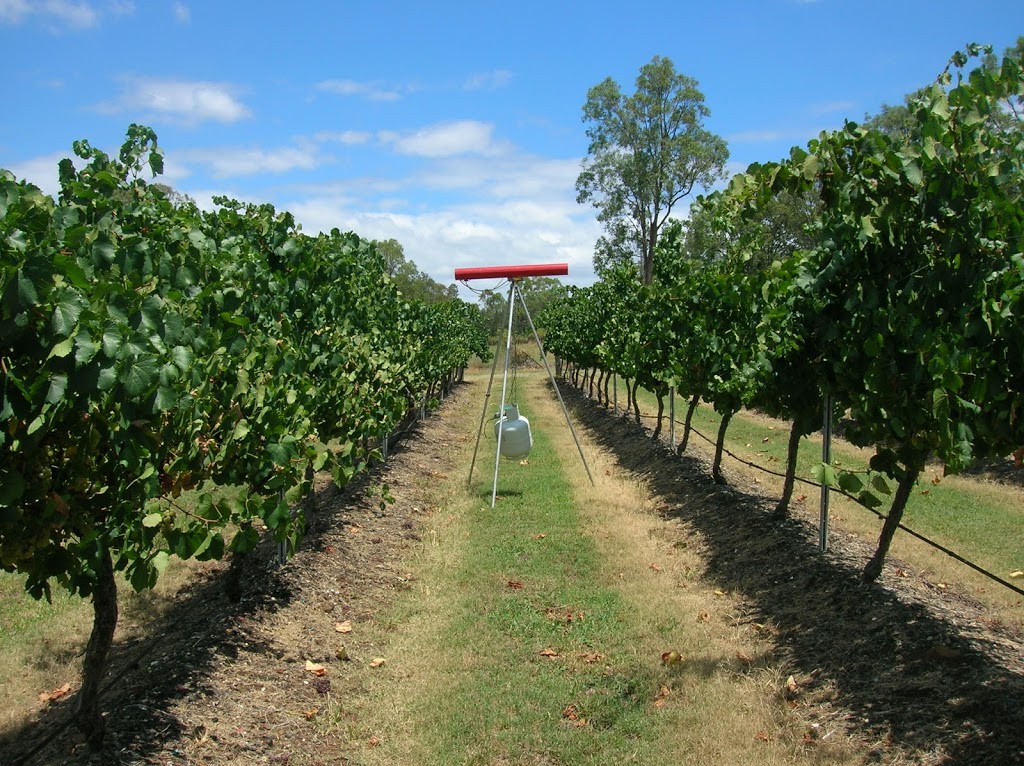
[[577, 55, 729, 284]]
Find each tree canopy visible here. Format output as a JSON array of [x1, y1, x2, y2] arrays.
[[576, 55, 729, 284]]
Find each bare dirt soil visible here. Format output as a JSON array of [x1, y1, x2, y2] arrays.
[[4, 380, 1023, 766]]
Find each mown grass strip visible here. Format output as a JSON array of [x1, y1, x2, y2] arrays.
[[412, 401, 676, 765], [347, 373, 865, 765]]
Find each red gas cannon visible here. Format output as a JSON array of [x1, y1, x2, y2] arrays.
[[454, 263, 569, 281]]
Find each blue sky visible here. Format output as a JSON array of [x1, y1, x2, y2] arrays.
[[2, 1, 1022, 297]]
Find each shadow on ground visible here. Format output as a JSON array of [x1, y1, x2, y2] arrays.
[[0, 432, 414, 766], [561, 383, 1024, 766]]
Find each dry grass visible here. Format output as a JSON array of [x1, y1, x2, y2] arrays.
[[318, 386, 480, 764], [522, 373, 863, 765], [0, 555, 216, 737]]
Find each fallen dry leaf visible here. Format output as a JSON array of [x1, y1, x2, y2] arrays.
[[786, 675, 799, 694], [736, 650, 754, 665], [561, 703, 588, 727], [369, 657, 386, 668], [649, 563, 663, 573], [539, 648, 560, 658], [696, 611, 710, 623], [1010, 570, 1023, 579], [38, 683, 72, 703], [519, 459, 529, 466], [755, 731, 771, 742], [304, 661, 327, 677], [531, 533, 547, 540], [302, 707, 319, 720], [653, 685, 671, 709], [506, 580, 524, 589], [578, 651, 605, 664], [368, 735, 380, 747], [335, 620, 353, 633]]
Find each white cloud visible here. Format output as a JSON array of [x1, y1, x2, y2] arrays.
[[3, 151, 74, 198], [314, 130, 373, 145], [464, 69, 513, 91], [316, 79, 403, 102], [179, 143, 326, 178], [0, 0, 99, 27], [98, 77, 251, 125], [387, 120, 503, 158], [172, 1, 188, 23], [108, 0, 133, 16], [810, 100, 856, 114], [282, 149, 600, 292], [0, 0, 30, 23]]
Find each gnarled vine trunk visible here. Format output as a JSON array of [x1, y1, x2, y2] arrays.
[[76, 543, 118, 749], [652, 387, 665, 441], [677, 393, 701, 455], [773, 421, 804, 519], [863, 466, 921, 582], [712, 410, 734, 485]]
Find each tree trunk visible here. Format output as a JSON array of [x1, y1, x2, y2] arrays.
[[595, 369, 605, 406], [863, 466, 921, 582], [603, 370, 611, 408], [652, 388, 665, 441], [624, 377, 632, 414], [76, 543, 118, 749], [773, 421, 804, 519], [712, 410, 734, 485], [678, 394, 700, 455], [631, 380, 642, 424], [304, 460, 316, 516]]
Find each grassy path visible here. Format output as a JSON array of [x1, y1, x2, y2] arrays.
[[345, 371, 857, 765]]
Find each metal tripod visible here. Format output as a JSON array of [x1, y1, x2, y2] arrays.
[[467, 278, 594, 507]]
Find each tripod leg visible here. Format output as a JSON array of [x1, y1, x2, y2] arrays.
[[490, 280, 517, 507]]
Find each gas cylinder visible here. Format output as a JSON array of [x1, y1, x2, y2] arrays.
[[494, 404, 533, 459]]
